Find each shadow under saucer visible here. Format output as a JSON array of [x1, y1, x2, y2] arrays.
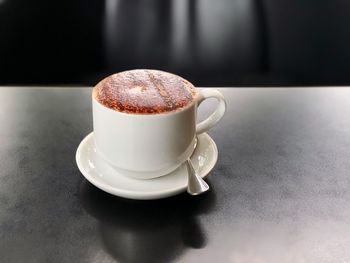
[[79, 179, 216, 263]]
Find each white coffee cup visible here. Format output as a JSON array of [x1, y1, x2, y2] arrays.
[[93, 84, 226, 179]]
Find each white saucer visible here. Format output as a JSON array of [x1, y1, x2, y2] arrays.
[[76, 132, 218, 200]]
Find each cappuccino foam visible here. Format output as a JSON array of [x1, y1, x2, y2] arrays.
[[93, 70, 196, 114]]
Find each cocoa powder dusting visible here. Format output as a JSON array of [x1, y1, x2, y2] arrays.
[[93, 69, 196, 114]]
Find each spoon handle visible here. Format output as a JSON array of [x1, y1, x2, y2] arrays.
[[186, 159, 210, 195]]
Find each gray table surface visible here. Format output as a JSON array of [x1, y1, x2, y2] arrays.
[[1, 87, 350, 263]]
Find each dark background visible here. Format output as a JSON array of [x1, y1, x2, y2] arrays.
[[1, 0, 350, 86]]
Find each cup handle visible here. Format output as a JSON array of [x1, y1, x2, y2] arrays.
[[196, 89, 227, 134]]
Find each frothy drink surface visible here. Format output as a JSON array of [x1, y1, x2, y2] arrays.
[[93, 70, 196, 114]]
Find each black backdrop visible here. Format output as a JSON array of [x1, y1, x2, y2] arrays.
[[1, 0, 350, 86]]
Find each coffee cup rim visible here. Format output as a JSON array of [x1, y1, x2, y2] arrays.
[[92, 89, 198, 117], [92, 69, 199, 117]]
